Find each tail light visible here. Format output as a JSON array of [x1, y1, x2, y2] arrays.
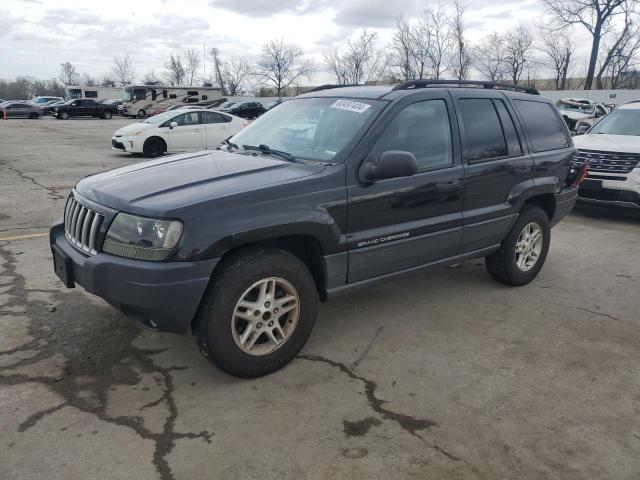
[[571, 161, 589, 187]]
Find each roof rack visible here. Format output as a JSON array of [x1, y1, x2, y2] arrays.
[[307, 84, 360, 93], [391, 80, 540, 95]]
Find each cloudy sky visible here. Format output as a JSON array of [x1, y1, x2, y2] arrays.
[[1, 0, 592, 83]]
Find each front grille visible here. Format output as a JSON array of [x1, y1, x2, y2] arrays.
[[574, 150, 640, 174], [64, 196, 105, 255]]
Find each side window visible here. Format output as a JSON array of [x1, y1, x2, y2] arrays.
[[162, 90, 168, 99], [514, 100, 569, 152], [169, 93, 177, 99], [203, 111, 231, 124], [173, 112, 200, 126], [493, 99, 522, 156], [459, 98, 507, 162], [151, 90, 158, 101], [85, 90, 98, 98], [187, 90, 198, 96], [371, 99, 453, 171], [202, 95, 208, 101]]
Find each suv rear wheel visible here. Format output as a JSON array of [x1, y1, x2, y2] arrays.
[[193, 248, 318, 378], [485, 205, 550, 286]]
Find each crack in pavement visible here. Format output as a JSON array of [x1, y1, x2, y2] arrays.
[[5, 165, 67, 201], [298, 354, 486, 479], [0, 244, 213, 480], [576, 307, 623, 322]]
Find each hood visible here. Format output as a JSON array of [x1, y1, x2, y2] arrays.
[[573, 134, 640, 154], [74, 150, 326, 215], [557, 110, 592, 121], [114, 122, 154, 136]]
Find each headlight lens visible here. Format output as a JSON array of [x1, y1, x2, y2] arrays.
[[131, 129, 146, 136], [103, 213, 183, 261]]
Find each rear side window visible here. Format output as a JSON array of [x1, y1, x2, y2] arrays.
[[203, 111, 231, 124], [514, 100, 568, 152], [85, 90, 98, 98], [494, 99, 522, 156], [459, 99, 507, 162], [371, 99, 453, 171]]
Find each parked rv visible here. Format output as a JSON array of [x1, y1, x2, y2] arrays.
[[65, 86, 122, 101], [121, 85, 222, 118]]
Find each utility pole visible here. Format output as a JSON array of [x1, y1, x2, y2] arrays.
[[203, 43, 206, 85]]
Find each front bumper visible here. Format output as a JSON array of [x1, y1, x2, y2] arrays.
[[50, 221, 219, 333], [578, 169, 640, 209], [111, 136, 140, 152]]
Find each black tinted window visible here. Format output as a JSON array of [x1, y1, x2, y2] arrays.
[[85, 90, 98, 98], [459, 99, 507, 162], [494, 99, 522, 156], [372, 99, 453, 170], [514, 100, 568, 152]]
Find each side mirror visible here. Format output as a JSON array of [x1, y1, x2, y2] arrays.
[[360, 150, 418, 182], [169, 121, 178, 129], [575, 124, 590, 135]]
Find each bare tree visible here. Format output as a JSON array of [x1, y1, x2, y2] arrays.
[[537, 23, 574, 89], [100, 75, 116, 87], [257, 39, 316, 98], [595, 8, 639, 87], [59, 61, 79, 86], [81, 73, 97, 87], [418, 5, 455, 79], [110, 54, 135, 86], [209, 47, 226, 94], [165, 54, 186, 86], [474, 32, 508, 81], [503, 25, 535, 84], [140, 70, 160, 85], [183, 49, 201, 86], [542, 0, 631, 89], [324, 30, 390, 85], [392, 15, 417, 80], [451, 1, 471, 80]]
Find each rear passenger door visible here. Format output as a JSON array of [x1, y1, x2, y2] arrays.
[[202, 111, 232, 148], [346, 92, 464, 283], [451, 91, 533, 253]]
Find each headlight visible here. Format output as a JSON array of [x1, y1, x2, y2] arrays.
[[103, 213, 183, 261], [130, 130, 146, 136]]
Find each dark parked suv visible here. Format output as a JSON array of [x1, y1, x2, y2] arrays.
[[50, 81, 582, 378]]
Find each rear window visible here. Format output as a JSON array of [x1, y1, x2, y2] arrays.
[[514, 100, 568, 152]]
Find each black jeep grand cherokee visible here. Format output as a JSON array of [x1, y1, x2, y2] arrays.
[[50, 81, 581, 378]]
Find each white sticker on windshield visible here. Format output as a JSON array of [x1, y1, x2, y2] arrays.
[[330, 99, 371, 114]]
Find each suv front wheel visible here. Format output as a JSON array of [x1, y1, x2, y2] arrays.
[[485, 205, 550, 286], [193, 247, 318, 378]]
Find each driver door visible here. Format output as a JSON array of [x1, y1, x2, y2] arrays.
[[167, 111, 205, 152], [346, 93, 464, 283]]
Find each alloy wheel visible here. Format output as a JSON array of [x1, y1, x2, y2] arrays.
[[515, 222, 543, 272], [231, 277, 300, 356]]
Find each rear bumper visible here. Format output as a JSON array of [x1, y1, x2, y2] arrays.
[[50, 221, 219, 333], [551, 186, 578, 227]]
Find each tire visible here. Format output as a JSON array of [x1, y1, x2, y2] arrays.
[[59, 111, 69, 120], [485, 205, 550, 286], [102, 111, 112, 119], [29, 112, 39, 119], [142, 137, 166, 158], [137, 109, 146, 118], [193, 247, 318, 378]]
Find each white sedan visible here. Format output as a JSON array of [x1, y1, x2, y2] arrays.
[[112, 109, 246, 157]]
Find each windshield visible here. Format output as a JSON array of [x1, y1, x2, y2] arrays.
[[66, 89, 82, 100], [123, 88, 133, 102], [218, 102, 236, 109], [229, 97, 384, 161], [589, 108, 640, 136], [555, 100, 595, 114], [142, 111, 178, 124]]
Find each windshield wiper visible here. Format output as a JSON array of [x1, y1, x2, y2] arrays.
[[224, 137, 239, 149], [242, 144, 303, 163]]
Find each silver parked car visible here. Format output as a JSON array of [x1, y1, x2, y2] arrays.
[[0, 102, 42, 119]]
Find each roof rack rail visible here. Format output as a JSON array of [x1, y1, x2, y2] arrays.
[[391, 79, 540, 95], [307, 84, 360, 93]]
